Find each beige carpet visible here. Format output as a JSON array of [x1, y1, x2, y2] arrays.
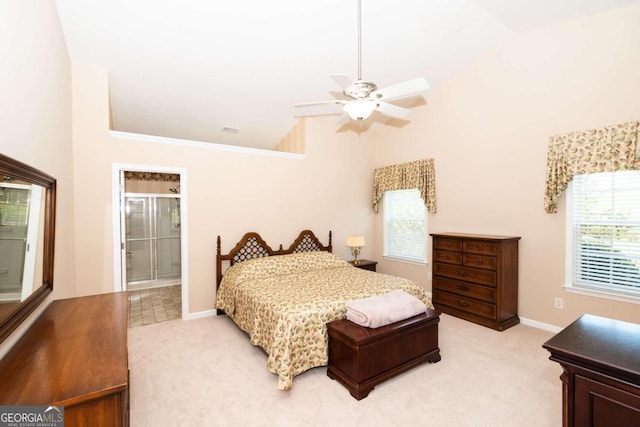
[[128, 313, 562, 426]]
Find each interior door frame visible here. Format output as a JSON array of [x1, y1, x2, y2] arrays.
[[111, 163, 188, 320]]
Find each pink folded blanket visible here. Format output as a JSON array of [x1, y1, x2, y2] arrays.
[[345, 290, 427, 328]]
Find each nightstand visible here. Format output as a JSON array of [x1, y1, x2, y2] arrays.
[[348, 259, 377, 272]]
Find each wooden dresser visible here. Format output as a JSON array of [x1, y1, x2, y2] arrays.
[[0, 293, 129, 426], [430, 233, 520, 331], [543, 314, 640, 426]]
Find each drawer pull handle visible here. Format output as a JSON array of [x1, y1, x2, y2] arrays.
[[458, 299, 469, 308], [445, 255, 451, 260], [457, 285, 470, 291], [456, 270, 467, 277], [476, 260, 483, 265]]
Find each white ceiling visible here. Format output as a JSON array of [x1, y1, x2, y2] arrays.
[[54, 0, 640, 149]]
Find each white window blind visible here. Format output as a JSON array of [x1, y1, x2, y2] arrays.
[[383, 189, 427, 263], [570, 171, 640, 297]]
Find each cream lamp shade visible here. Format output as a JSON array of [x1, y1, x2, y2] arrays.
[[346, 235, 366, 248], [346, 235, 366, 264]]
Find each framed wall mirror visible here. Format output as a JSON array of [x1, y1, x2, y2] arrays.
[[0, 153, 56, 343]]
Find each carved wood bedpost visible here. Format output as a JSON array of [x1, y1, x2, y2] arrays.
[[216, 235, 222, 292], [329, 230, 333, 252]]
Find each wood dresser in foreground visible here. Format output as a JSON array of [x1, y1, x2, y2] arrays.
[[430, 233, 520, 331], [543, 314, 640, 427], [0, 292, 129, 426]]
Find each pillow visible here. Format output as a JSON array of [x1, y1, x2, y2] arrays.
[[222, 251, 348, 285]]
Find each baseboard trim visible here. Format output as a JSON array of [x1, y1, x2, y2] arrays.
[[183, 308, 563, 333], [184, 309, 216, 321], [519, 316, 562, 333]]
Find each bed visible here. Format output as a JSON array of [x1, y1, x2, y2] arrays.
[[214, 230, 433, 390]]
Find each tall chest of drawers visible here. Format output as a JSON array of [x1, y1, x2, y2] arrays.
[[430, 233, 520, 331]]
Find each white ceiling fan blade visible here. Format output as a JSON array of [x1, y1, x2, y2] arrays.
[[329, 90, 349, 100], [375, 101, 412, 120], [373, 78, 430, 102], [337, 112, 351, 126], [330, 74, 353, 90], [294, 100, 345, 108]]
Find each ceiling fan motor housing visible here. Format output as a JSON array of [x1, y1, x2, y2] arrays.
[[344, 80, 378, 100]]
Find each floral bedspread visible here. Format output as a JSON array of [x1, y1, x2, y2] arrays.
[[215, 251, 433, 390]]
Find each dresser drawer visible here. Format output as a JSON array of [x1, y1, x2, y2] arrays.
[[434, 290, 496, 320], [433, 250, 462, 265], [433, 263, 497, 287], [434, 237, 462, 252], [433, 277, 496, 303], [463, 240, 498, 256], [463, 254, 496, 270]]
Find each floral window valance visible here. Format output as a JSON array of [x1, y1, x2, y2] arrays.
[[124, 171, 180, 182], [544, 121, 640, 213], [372, 158, 436, 213]]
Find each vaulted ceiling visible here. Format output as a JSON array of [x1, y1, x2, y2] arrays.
[[54, 0, 640, 149]]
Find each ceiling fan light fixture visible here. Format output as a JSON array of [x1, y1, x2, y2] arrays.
[[344, 100, 377, 121]]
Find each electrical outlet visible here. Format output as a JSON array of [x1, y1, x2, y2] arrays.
[[427, 272, 433, 281], [554, 297, 564, 309]]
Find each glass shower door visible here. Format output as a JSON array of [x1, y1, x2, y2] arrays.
[[124, 195, 181, 287], [125, 197, 154, 283]]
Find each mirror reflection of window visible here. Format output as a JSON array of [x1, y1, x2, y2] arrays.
[[0, 184, 30, 302], [0, 184, 30, 226], [0, 182, 42, 303]]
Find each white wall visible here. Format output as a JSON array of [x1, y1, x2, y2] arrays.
[[371, 5, 640, 327], [70, 4, 640, 326], [70, 64, 376, 315]]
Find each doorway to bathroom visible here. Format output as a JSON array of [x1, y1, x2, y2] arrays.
[[122, 171, 181, 291], [112, 164, 188, 325]]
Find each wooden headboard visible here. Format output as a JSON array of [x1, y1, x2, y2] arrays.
[[215, 229, 332, 291]]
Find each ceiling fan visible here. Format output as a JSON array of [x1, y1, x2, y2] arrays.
[[294, 0, 429, 124]]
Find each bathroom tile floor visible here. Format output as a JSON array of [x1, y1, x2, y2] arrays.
[[128, 285, 181, 328]]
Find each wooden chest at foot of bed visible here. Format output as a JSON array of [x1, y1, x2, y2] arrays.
[[327, 308, 441, 400]]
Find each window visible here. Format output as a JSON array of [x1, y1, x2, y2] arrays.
[[383, 189, 427, 263], [567, 170, 640, 300]]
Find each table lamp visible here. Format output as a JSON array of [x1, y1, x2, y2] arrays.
[[346, 235, 366, 264]]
